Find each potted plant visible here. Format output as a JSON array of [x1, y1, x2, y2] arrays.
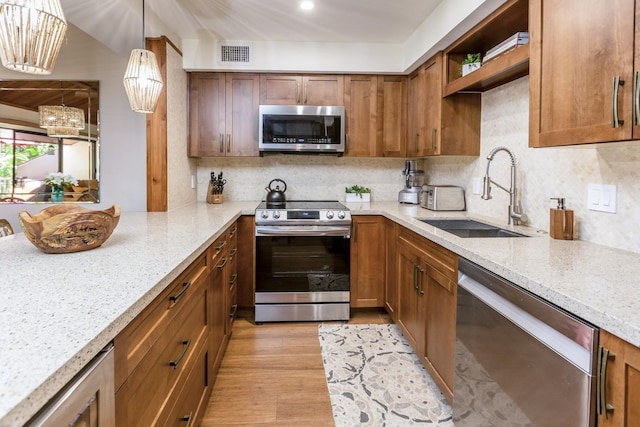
[[461, 53, 481, 76], [44, 172, 77, 203], [345, 185, 371, 202]]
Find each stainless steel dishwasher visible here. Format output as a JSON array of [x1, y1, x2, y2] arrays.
[[454, 258, 599, 427]]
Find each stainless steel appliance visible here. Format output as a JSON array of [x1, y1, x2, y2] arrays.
[[27, 344, 115, 427], [255, 200, 351, 322], [419, 185, 466, 211], [454, 258, 599, 426], [398, 160, 424, 204], [258, 105, 345, 154]]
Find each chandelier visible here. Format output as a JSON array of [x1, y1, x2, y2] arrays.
[[39, 88, 85, 138], [123, 0, 163, 113], [0, 0, 68, 75]]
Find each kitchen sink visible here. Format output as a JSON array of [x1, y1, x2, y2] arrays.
[[418, 218, 528, 238]]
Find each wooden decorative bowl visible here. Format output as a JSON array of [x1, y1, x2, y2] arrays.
[[19, 204, 120, 254]]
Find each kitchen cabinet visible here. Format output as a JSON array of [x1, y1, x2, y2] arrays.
[[236, 215, 255, 308], [188, 72, 260, 157], [350, 216, 386, 307], [529, 0, 639, 147], [396, 227, 458, 403], [598, 329, 640, 426], [114, 252, 210, 427], [344, 75, 380, 157], [259, 74, 344, 105], [380, 75, 408, 157], [384, 218, 399, 321], [407, 52, 480, 157]]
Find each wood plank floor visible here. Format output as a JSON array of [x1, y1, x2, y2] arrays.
[[200, 309, 392, 426]]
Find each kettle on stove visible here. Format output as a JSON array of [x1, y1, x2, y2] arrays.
[[265, 179, 287, 205]]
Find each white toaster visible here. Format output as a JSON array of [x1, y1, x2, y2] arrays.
[[420, 185, 466, 211]]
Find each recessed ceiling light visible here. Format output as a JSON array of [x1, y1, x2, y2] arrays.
[[299, 0, 314, 10]]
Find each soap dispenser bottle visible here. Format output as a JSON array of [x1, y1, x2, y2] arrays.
[[550, 197, 574, 240]]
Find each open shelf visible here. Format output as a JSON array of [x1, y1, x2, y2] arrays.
[[443, 0, 528, 97]]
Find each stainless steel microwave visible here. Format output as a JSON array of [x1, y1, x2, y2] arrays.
[[258, 104, 345, 154]]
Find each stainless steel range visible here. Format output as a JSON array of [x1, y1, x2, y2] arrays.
[[255, 200, 351, 322]]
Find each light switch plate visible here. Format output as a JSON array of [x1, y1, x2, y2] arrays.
[[588, 183, 617, 213], [472, 177, 481, 195]]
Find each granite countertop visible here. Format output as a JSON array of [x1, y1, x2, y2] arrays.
[[2, 200, 640, 425]]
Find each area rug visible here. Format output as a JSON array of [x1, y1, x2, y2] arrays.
[[318, 323, 453, 426]]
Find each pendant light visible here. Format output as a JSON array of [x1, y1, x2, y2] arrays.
[[123, 0, 163, 113], [39, 83, 85, 138], [0, 0, 67, 75]]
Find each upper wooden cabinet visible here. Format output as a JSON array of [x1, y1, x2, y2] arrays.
[[443, 0, 529, 96], [189, 72, 260, 157], [380, 75, 408, 157], [408, 52, 481, 157], [259, 74, 344, 105], [529, 0, 638, 147], [344, 75, 380, 157]]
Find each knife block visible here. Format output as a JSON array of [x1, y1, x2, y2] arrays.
[[206, 182, 224, 204]]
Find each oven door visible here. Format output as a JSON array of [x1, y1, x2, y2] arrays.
[[255, 224, 350, 321]]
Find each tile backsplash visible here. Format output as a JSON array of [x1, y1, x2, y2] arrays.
[[197, 76, 640, 254]]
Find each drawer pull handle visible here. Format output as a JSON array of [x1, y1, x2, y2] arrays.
[[634, 71, 640, 126], [170, 339, 191, 369], [612, 76, 625, 128], [219, 134, 224, 153], [230, 304, 238, 318], [217, 258, 228, 270], [597, 346, 616, 418], [229, 273, 238, 285], [182, 412, 193, 426], [215, 241, 226, 252], [229, 226, 237, 237], [169, 281, 191, 303], [230, 248, 237, 258]]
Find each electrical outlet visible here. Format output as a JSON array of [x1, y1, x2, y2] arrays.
[[472, 177, 481, 195], [191, 175, 196, 189], [587, 184, 617, 213]]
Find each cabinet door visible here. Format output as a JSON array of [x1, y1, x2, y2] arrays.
[[384, 219, 398, 320], [396, 240, 426, 357], [407, 66, 425, 157], [260, 74, 302, 104], [344, 75, 380, 157], [303, 75, 344, 105], [350, 216, 385, 307], [529, 0, 635, 147], [422, 56, 442, 156], [225, 73, 260, 156], [424, 265, 456, 402], [381, 75, 408, 157], [189, 73, 226, 157], [598, 330, 640, 426]]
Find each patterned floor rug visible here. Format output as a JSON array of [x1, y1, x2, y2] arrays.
[[318, 323, 453, 426]]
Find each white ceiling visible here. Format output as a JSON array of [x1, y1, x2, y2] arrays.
[[147, 0, 442, 43]]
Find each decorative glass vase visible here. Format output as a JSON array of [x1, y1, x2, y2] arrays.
[[51, 188, 64, 203]]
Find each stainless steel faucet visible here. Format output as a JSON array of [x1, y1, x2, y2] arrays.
[[481, 146, 528, 225]]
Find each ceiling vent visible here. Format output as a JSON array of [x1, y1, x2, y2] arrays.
[[218, 41, 252, 65]]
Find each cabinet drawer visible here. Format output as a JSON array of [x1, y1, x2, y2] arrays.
[[398, 228, 457, 280], [115, 280, 208, 427], [115, 253, 208, 389]]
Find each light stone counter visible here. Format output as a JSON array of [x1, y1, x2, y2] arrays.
[[2, 200, 640, 425], [0, 202, 258, 427]]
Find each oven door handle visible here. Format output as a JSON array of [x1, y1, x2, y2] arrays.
[[256, 225, 351, 237]]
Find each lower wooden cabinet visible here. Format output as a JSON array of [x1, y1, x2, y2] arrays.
[[350, 216, 386, 307], [396, 227, 457, 403], [598, 330, 640, 426], [114, 221, 239, 427]]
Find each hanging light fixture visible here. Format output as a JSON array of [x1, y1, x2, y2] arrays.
[[39, 84, 85, 137], [0, 0, 67, 75], [123, 0, 163, 113]]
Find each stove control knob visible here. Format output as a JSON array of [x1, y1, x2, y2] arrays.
[[326, 211, 334, 219], [338, 211, 346, 219], [261, 211, 269, 219], [273, 211, 280, 219]]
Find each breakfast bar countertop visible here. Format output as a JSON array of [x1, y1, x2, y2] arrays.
[[2, 200, 640, 426]]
